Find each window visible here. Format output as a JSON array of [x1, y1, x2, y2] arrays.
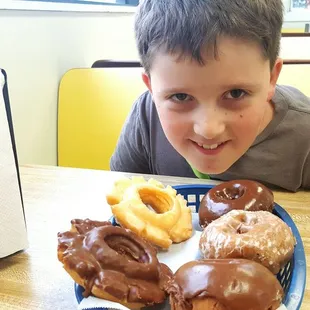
[[292, 0, 310, 9], [282, 0, 310, 25], [20, 0, 138, 5], [0, 0, 139, 12]]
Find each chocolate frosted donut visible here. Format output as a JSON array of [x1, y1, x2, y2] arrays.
[[70, 218, 112, 234], [199, 180, 274, 228], [57, 219, 172, 308], [168, 259, 284, 310]]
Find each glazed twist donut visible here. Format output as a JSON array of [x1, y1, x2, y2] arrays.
[[168, 259, 284, 310], [199, 180, 274, 228], [57, 219, 173, 309], [106, 177, 192, 249], [199, 210, 296, 274]]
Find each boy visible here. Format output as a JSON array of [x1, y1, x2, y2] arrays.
[[110, 0, 310, 192]]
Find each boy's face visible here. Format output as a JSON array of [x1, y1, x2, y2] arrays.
[[142, 37, 282, 174]]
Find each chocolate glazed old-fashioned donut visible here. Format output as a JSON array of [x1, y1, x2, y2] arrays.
[[57, 219, 173, 309], [198, 180, 274, 228]]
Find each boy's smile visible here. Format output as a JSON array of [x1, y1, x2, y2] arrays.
[[142, 37, 282, 174]]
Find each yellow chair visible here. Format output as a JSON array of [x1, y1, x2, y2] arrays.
[[278, 65, 310, 97], [281, 28, 305, 33], [57, 67, 146, 170]]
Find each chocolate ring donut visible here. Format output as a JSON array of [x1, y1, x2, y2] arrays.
[[57, 219, 172, 309], [199, 180, 274, 228], [168, 259, 284, 310]]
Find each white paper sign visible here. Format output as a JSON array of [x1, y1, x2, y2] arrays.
[[0, 69, 28, 258]]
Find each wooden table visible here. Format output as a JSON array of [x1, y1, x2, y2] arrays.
[[0, 165, 309, 310]]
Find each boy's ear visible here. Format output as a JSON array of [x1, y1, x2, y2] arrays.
[[267, 58, 283, 101], [142, 72, 152, 93]]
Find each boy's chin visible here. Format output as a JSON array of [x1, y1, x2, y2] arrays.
[[195, 164, 232, 175], [200, 169, 225, 175]]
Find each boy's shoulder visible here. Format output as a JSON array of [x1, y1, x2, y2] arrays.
[[130, 90, 158, 128], [273, 85, 310, 133], [130, 90, 153, 118], [133, 90, 153, 108], [275, 84, 310, 115]]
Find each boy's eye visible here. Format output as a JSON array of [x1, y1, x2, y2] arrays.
[[170, 93, 192, 102], [225, 89, 247, 99]]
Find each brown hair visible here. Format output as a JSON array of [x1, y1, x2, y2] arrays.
[[134, 0, 284, 74]]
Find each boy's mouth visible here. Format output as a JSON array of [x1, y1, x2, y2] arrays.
[[196, 142, 225, 150], [193, 140, 228, 154]]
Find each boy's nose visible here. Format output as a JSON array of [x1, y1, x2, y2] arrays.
[[193, 113, 226, 140]]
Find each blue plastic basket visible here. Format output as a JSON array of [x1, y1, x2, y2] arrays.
[[75, 184, 306, 310]]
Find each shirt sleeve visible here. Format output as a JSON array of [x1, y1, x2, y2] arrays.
[[110, 93, 151, 174]]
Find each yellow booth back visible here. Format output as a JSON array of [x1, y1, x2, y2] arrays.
[[57, 68, 146, 170], [278, 65, 310, 96]]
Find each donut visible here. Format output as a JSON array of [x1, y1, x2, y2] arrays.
[[106, 176, 192, 249], [199, 180, 274, 228], [168, 259, 284, 310], [199, 210, 295, 274], [57, 219, 173, 309]]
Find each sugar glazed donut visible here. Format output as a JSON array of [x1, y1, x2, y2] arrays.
[[199, 210, 296, 274], [106, 177, 192, 249], [199, 180, 274, 228], [57, 219, 173, 309], [168, 259, 284, 310]]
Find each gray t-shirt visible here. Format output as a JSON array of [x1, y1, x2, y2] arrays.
[[110, 85, 310, 192]]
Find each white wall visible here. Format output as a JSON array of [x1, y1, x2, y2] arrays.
[[0, 10, 138, 166], [0, 10, 309, 166]]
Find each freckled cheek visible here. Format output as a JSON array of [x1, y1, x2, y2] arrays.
[[231, 111, 263, 138], [162, 115, 190, 134]]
